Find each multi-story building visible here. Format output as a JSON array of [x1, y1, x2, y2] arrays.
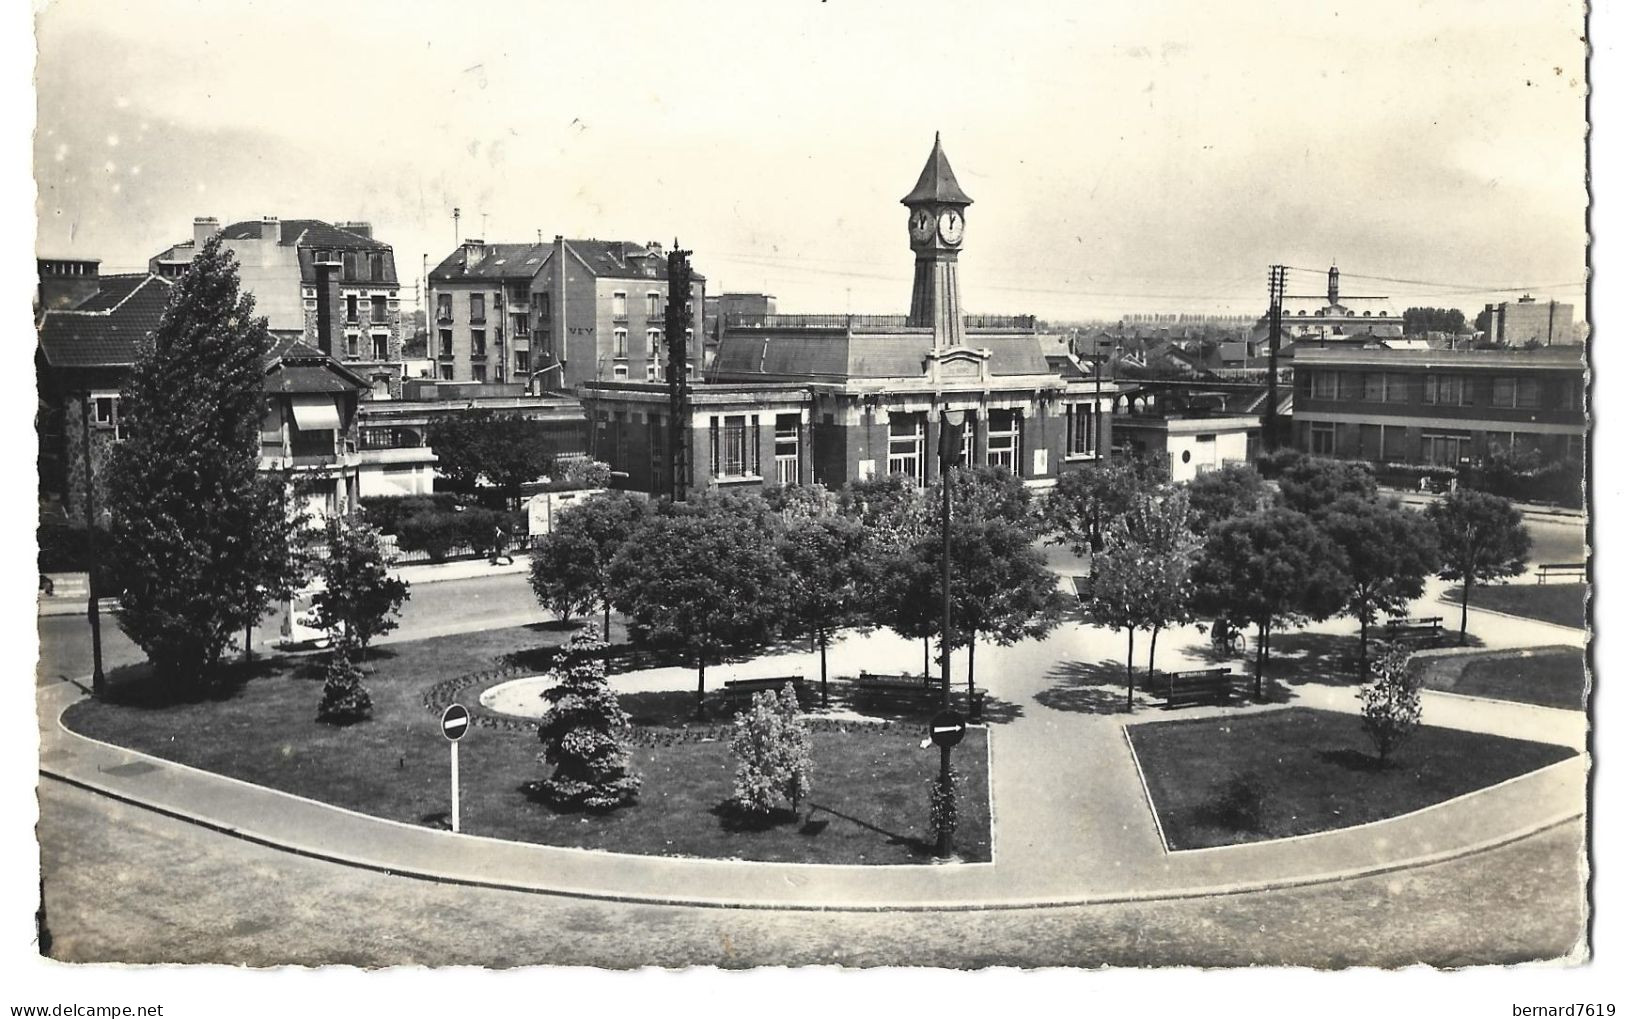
[[1482, 295, 1580, 348], [1281, 266, 1403, 341], [1292, 345, 1585, 467], [36, 258, 368, 528], [427, 236, 706, 392], [581, 136, 1119, 499], [149, 217, 406, 398]]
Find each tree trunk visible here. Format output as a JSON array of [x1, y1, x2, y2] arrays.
[[1254, 621, 1266, 700], [923, 636, 930, 679], [1358, 616, 1369, 681], [1148, 625, 1162, 700], [818, 627, 829, 708], [695, 654, 708, 721], [603, 596, 611, 640], [968, 632, 977, 699], [1125, 628, 1136, 711], [1459, 575, 1472, 645]]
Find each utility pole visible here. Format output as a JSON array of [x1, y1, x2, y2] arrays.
[[665, 242, 694, 502], [78, 394, 105, 698], [1264, 265, 1286, 451]]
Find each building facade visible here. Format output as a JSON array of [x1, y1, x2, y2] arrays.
[[1292, 345, 1585, 467], [427, 236, 706, 392], [1482, 296, 1580, 348], [150, 217, 406, 398], [1281, 266, 1403, 341]]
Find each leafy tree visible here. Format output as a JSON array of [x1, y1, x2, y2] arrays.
[[1044, 459, 1168, 554], [947, 465, 1039, 537], [763, 482, 836, 522], [779, 515, 870, 706], [1085, 491, 1196, 708], [552, 492, 651, 636], [729, 683, 812, 818], [1402, 307, 1468, 335], [315, 637, 373, 724], [1191, 507, 1350, 698], [556, 457, 611, 490], [428, 410, 558, 508], [1320, 496, 1439, 678], [527, 525, 599, 623], [1424, 490, 1532, 644], [1185, 463, 1275, 534], [535, 625, 641, 810], [1358, 648, 1422, 765], [609, 506, 787, 719], [105, 235, 307, 691], [1272, 455, 1378, 518], [837, 475, 932, 551], [306, 517, 410, 656], [1473, 306, 1494, 334]]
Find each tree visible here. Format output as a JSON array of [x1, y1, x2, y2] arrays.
[[1085, 491, 1196, 709], [1191, 508, 1350, 698], [306, 517, 410, 655], [1185, 463, 1275, 534], [779, 515, 870, 706], [552, 492, 650, 636], [527, 526, 599, 624], [1044, 459, 1167, 555], [1320, 496, 1439, 678], [535, 625, 641, 810], [729, 683, 813, 818], [1358, 648, 1422, 765], [1424, 490, 1532, 644], [1271, 454, 1379, 518], [316, 637, 373, 724], [105, 235, 307, 691], [1403, 307, 1467, 336], [945, 515, 1068, 700], [609, 505, 787, 719], [428, 410, 558, 508]]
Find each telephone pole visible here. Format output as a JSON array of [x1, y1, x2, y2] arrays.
[[1264, 265, 1286, 450], [665, 243, 694, 502]]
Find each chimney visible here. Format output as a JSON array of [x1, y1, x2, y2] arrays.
[[37, 258, 102, 311], [338, 221, 373, 239], [463, 238, 485, 268], [260, 216, 281, 243], [314, 259, 342, 356], [193, 216, 220, 250]]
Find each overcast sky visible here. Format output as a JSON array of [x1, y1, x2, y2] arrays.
[[33, 0, 1588, 321]]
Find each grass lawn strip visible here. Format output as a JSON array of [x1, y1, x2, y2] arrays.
[[1442, 582, 1585, 630], [62, 625, 990, 865], [1126, 707, 1576, 851], [1418, 646, 1586, 711]]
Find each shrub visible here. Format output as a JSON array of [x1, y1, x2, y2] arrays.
[[395, 510, 463, 562], [929, 766, 959, 852], [535, 626, 641, 810], [1358, 649, 1422, 765], [729, 683, 813, 817], [316, 639, 373, 724], [359, 494, 461, 535]]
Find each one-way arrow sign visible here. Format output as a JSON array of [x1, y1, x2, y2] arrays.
[[929, 709, 966, 748]]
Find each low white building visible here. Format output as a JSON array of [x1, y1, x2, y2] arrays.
[[1111, 413, 1259, 483]]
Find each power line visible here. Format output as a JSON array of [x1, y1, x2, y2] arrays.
[[1282, 264, 1587, 296]]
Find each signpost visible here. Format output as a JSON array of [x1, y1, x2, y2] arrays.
[[441, 704, 470, 832]]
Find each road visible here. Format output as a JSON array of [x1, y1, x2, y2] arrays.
[[35, 778, 1584, 968]]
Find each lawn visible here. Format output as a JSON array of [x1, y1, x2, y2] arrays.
[[1443, 582, 1586, 630], [61, 625, 990, 864], [1127, 707, 1576, 851], [1418, 646, 1587, 711]]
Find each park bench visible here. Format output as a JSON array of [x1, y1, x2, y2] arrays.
[[1537, 562, 1586, 584], [1157, 668, 1233, 709], [721, 676, 805, 704], [852, 671, 941, 707], [1384, 616, 1443, 642]]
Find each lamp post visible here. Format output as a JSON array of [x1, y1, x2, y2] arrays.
[[526, 360, 564, 396], [934, 405, 966, 860], [78, 393, 106, 698]]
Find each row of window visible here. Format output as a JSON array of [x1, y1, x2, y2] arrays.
[[1307, 421, 1573, 465], [1305, 370, 1575, 410], [885, 410, 1025, 482], [343, 294, 391, 325], [313, 249, 387, 284], [706, 414, 803, 482], [437, 288, 687, 324]]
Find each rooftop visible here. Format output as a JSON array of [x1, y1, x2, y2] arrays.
[[1295, 345, 1584, 369], [901, 133, 973, 207]]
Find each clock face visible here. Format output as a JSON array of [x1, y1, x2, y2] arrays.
[[938, 209, 965, 246], [909, 208, 935, 243]]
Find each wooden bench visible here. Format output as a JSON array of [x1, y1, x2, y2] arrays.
[[721, 676, 804, 704], [1537, 562, 1586, 584], [1157, 668, 1233, 709], [1384, 616, 1443, 642], [852, 671, 941, 706]]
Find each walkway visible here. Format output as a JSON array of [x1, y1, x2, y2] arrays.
[[38, 592, 1588, 911]]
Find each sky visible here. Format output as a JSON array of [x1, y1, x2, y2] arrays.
[[33, 0, 1589, 321]]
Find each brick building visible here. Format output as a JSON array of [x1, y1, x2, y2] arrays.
[[581, 136, 1118, 499], [1292, 345, 1585, 467], [427, 236, 706, 392], [1482, 295, 1581, 348], [150, 217, 406, 398]]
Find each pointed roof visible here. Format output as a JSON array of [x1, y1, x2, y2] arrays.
[[900, 133, 973, 207]]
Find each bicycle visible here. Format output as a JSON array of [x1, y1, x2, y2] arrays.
[[1209, 618, 1246, 657]]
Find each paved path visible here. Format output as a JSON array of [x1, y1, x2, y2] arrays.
[[39, 593, 1588, 910]]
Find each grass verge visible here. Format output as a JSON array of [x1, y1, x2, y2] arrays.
[[1417, 646, 1586, 711], [1126, 707, 1576, 850], [1442, 583, 1586, 630]]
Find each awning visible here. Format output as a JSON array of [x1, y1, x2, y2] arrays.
[[290, 394, 342, 431]]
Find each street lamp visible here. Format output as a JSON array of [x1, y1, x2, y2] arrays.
[[934, 405, 967, 860], [78, 392, 106, 698], [527, 360, 564, 396]]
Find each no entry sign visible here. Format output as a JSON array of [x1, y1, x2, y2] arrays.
[[929, 710, 966, 748], [441, 703, 470, 742]]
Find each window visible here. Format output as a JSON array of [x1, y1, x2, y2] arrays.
[[716, 415, 749, 478], [1421, 432, 1468, 466], [1363, 372, 1386, 402], [438, 329, 453, 358], [686, 363, 695, 379], [345, 333, 360, 358], [1491, 377, 1516, 408], [437, 294, 452, 322], [647, 292, 662, 317], [1380, 424, 1405, 461], [342, 251, 357, 280], [1487, 431, 1525, 455], [471, 329, 486, 357], [887, 414, 925, 483], [1337, 371, 1359, 400], [508, 283, 529, 304], [987, 409, 1021, 471], [514, 349, 529, 374], [1310, 422, 1334, 455], [345, 294, 358, 324], [371, 296, 387, 323], [646, 363, 658, 382], [372, 334, 388, 360], [612, 291, 628, 319], [470, 294, 486, 323], [1555, 379, 1577, 410], [1516, 377, 1542, 409], [513, 313, 529, 338], [1384, 373, 1409, 402], [1310, 370, 1337, 400], [438, 363, 454, 381], [1066, 403, 1096, 457], [612, 365, 629, 380], [647, 328, 663, 361], [613, 328, 628, 357], [775, 414, 800, 485], [534, 292, 551, 321], [1424, 374, 1465, 405], [472, 364, 487, 383], [90, 393, 125, 440], [369, 252, 383, 281]]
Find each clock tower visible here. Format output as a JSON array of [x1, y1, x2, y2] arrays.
[[902, 133, 973, 349]]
